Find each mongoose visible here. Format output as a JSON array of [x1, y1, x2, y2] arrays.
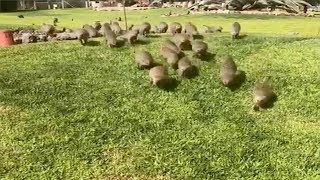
[[83, 24, 98, 37], [177, 56, 198, 78], [73, 28, 90, 45], [253, 82, 277, 111], [219, 55, 243, 87], [231, 22, 241, 39], [110, 22, 122, 36], [21, 33, 37, 44], [134, 50, 154, 69], [118, 30, 139, 45], [64, 28, 73, 33], [13, 32, 22, 44], [104, 29, 118, 48], [40, 24, 55, 35], [36, 34, 48, 42], [111, 21, 120, 26], [191, 40, 208, 58], [203, 25, 223, 33], [139, 22, 152, 36], [99, 23, 112, 36], [93, 21, 102, 32], [184, 22, 198, 36], [173, 33, 192, 51], [160, 46, 180, 69], [128, 24, 134, 30], [53, 17, 59, 26], [161, 39, 184, 58], [131, 24, 144, 35], [169, 22, 182, 35], [149, 66, 170, 89], [55, 32, 77, 40], [17, 27, 34, 34], [155, 22, 168, 33]]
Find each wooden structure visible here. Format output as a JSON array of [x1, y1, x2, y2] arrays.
[[0, 0, 87, 11]]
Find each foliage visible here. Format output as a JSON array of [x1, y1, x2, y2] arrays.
[[191, 0, 312, 13], [226, 0, 312, 12]]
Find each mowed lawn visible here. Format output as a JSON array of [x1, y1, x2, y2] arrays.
[[0, 8, 320, 179]]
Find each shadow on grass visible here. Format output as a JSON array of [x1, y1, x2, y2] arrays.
[[85, 41, 101, 46], [162, 78, 180, 92], [210, 13, 295, 20], [136, 62, 163, 70], [227, 70, 247, 91], [195, 52, 216, 62], [232, 34, 248, 40], [178, 66, 199, 80], [134, 40, 151, 45], [147, 34, 162, 38], [253, 95, 278, 111], [193, 34, 204, 40]]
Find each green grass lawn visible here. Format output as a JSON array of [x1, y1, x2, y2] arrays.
[[0, 8, 320, 179]]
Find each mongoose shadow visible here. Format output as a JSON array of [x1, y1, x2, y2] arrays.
[[133, 39, 151, 45], [160, 78, 180, 92], [137, 62, 165, 70], [195, 52, 216, 62], [253, 95, 278, 111], [84, 40, 101, 46], [233, 34, 248, 40], [227, 70, 246, 91], [149, 62, 163, 69], [178, 66, 199, 79], [147, 34, 162, 38], [193, 34, 204, 40]]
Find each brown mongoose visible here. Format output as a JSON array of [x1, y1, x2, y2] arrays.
[[110, 22, 122, 36], [118, 30, 139, 45], [104, 29, 118, 47], [160, 46, 180, 69], [177, 56, 198, 78], [93, 21, 102, 32], [184, 22, 199, 36], [169, 22, 182, 35], [231, 22, 241, 39], [161, 39, 184, 58], [191, 40, 208, 58], [155, 22, 169, 33], [219, 55, 244, 87], [253, 82, 277, 111], [139, 22, 152, 36], [99, 23, 112, 36], [40, 24, 55, 35], [73, 28, 90, 45], [149, 66, 171, 89], [21, 33, 37, 44], [173, 33, 192, 51], [83, 24, 98, 37], [134, 50, 154, 69], [203, 25, 223, 33]]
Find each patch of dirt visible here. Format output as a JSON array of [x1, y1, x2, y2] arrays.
[[95, 6, 158, 11], [0, 104, 28, 119]]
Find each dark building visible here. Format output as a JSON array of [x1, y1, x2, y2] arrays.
[[0, 0, 19, 12], [0, 0, 87, 11]]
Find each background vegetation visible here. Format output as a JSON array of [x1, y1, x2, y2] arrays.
[[0, 8, 319, 179]]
